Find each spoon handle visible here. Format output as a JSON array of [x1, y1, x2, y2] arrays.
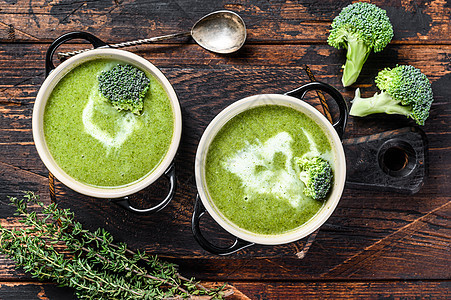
[[57, 32, 191, 59]]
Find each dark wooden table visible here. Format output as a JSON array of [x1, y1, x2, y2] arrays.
[[1, 1, 450, 299]]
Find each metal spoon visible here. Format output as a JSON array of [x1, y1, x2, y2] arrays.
[[58, 10, 246, 58]]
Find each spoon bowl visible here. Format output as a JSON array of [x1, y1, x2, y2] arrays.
[[191, 10, 246, 54]]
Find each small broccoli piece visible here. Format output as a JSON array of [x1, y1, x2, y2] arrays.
[[98, 64, 150, 114], [350, 65, 434, 125], [297, 156, 333, 200], [328, 2, 393, 87]]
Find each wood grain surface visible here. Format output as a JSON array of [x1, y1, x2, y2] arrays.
[[1, 0, 450, 299]]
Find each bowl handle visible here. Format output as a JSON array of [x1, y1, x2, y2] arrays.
[[110, 162, 177, 214], [285, 81, 348, 140], [192, 195, 254, 255], [45, 31, 109, 76]]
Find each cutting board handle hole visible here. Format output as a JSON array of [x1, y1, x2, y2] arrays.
[[378, 139, 417, 178]]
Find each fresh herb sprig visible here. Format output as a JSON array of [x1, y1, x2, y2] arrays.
[[0, 192, 225, 299]]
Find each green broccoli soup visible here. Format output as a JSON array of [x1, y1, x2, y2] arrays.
[[43, 59, 174, 187], [205, 105, 334, 235]]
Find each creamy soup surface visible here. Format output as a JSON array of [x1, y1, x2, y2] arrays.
[[44, 59, 174, 187], [205, 105, 333, 235]]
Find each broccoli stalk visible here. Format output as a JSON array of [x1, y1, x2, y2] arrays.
[[297, 156, 333, 200], [350, 88, 412, 116], [98, 64, 150, 115], [328, 2, 394, 87], [341, 36, 371, 88], [350, 65, 434, 125]]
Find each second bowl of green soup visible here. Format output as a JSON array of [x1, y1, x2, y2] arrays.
[[192, 82, 347, 254], [33, 43, 181, 204]]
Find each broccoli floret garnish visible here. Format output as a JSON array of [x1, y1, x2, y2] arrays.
[[98, 64, 150, 114], [350, 65, 434, 125], [297, 156, 333, 200], [328, 2, 393, 87]]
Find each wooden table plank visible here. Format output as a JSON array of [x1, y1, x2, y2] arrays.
[[0, 280, 449, 300], [0, 0, 450, 43]]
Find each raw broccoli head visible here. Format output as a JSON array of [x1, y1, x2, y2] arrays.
[[297, 156, 333, 200], [350, 65, 434, 125], [98, 64, 150, 114], [328, 2, 393, 87]]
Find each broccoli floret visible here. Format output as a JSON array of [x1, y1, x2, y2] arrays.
[[297, 156, 333, 200], [328, 2, 393, 87], [98, 64, 150, 114], [349, 65, 434, 125]]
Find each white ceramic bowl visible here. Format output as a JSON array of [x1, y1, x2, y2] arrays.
[[33, 48, 182, 198], [195, 93, 346, 245]]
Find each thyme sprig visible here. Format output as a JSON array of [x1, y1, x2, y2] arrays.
[[0, 192, 225, 299]]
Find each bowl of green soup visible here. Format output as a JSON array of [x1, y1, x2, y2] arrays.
[[192, 82, 348, 254], [33, 32, 181, 211]]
